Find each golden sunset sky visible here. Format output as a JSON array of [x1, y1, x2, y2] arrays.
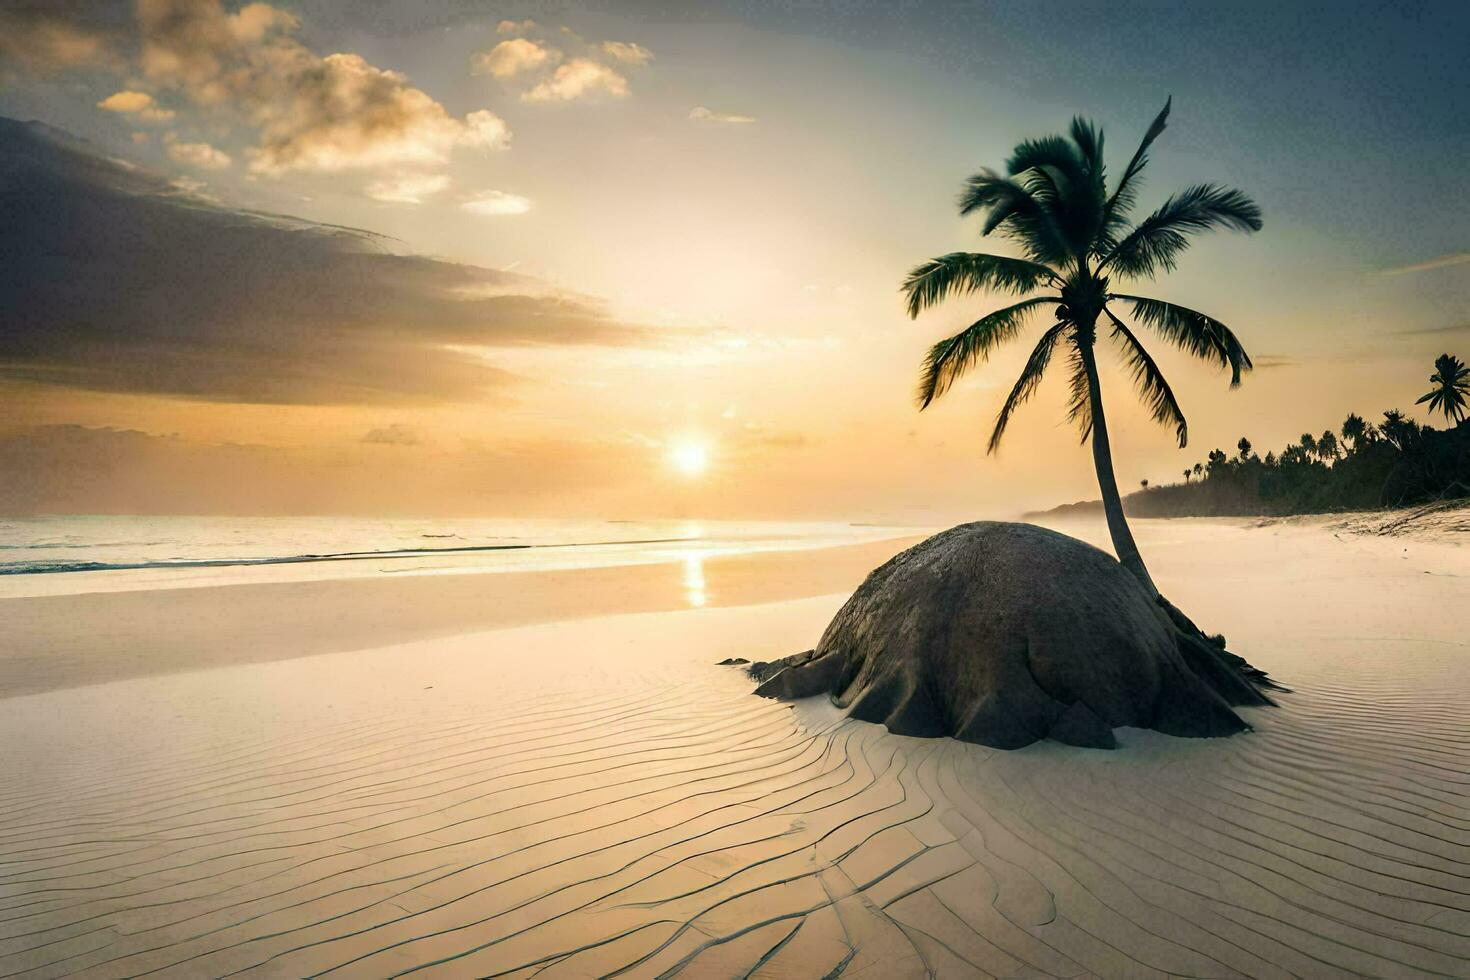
[[1, 0, 1466, 520]]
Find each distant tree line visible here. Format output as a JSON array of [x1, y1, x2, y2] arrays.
[[1126, 354, 1469, 517]]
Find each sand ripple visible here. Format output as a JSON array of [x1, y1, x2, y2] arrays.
[[1, 599, 1468, 978]]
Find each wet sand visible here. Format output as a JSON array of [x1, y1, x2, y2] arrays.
[[1, 519, 1467, 977], [0, 537, 923, 698]]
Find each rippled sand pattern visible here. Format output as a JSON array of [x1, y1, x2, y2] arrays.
[[1, 596, 1468, 978]]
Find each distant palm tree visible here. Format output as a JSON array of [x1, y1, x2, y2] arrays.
[[1299, 433, 1318, 459], [1182, 468, 1191, 483], [1192, 462, 1204, 479], [1380, 409, 1419, 451], [903, 99, 1260, 594], [1341, 412, 1367, 452], [1415, 353, 1469, 423], [1317, 430, 1340, 461], [1236, 436, 1251, 459]]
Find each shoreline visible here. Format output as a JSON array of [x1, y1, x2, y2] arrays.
[[9, 508, 1466, 701], [0, 535, 923, 699], [1028, 496, 1470, 532]]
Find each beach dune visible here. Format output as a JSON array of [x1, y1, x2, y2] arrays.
[[1, 517, 1467, 977]]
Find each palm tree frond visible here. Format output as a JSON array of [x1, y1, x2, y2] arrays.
[[1005, 136, 1084, 184], [1062, 341, 1094, 443], [917, 297, 1055, 409], [1007, 132, 1107, 260], [901, 253, 1056, 318], [1111, 294, 1252, 386], [1421, 353, 1470, 422], [1068, 116, 1105, 185], [1101, 96, 1170, 236], [987, 321, 1068, 453], [960, 170, 1074, 267], [957, 169, 1023, 216], [1105, 308, 1188, 446], [1103, 183, 1262, 278]]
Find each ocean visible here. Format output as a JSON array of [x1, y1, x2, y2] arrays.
[[0, 515, 922, 597]]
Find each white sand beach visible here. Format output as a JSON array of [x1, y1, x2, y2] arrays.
[[2, 516, 1468, 978]]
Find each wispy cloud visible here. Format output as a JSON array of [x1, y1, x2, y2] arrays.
[[97, 90, 175, 123], [600, 41, 653, 66], [365, 172, 451, 204], [522, 58, 629, 103], [0, 424, 644, 515], [460, 190, 534, 216], [1378, 251, 1470, 276], [1395, 322, 1470, 336], [471, 38, 559, 79], [166, 137, 232, 170], [690, 106, 756, 124], [362, 424, 422, 446]]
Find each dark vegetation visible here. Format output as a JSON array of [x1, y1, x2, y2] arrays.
[[1124, 354, 1470, 517], [1036, 355, 1470, 520]]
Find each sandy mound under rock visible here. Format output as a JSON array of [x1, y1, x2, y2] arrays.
[[750, 522, 1274, 749]]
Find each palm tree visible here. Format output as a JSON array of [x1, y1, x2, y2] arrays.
[[1415, 353, 1469, 423], [1299, 433, 1318, 459], [1182, 468, 1191, 483], [1341, 412, 1367, 453], [1192, 461, 1204, 479], [1236, 436, 1251, 460], [1317, 430, 1339, 461], [1380, 409, 1419, 451], [902, 99, 1260, 596]]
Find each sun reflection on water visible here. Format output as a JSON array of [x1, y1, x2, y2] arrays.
[[682, 552, 708, 607]]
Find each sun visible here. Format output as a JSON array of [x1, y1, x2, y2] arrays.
[[667, 440, 710, 478]]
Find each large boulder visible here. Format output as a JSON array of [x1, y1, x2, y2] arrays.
[[751, 522, 1273, 749]]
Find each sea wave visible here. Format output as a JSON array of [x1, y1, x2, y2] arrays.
[[0, 536, 705, 576]]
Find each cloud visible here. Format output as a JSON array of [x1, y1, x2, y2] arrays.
[[364, 172, 452, 204], [362, 424, 422, 446], [1251, 354, 1297, 370], [1379, 251, 1470, 276], [472, 38, 559, 79], [690, 106, 756, 124], [522, 58, 628, 103], [599, 41, 653, 66], [461, 190, 534, 216], [0, 117, 657, 405], [1395, 322, 1470, 336], [0, 3, 115, 75], [0, 424, 643, 516], [166, 138, 232, 169], [97, 90, 176, 123], [0, 429, 643, 520], [497, 19, 537, 35], [132, 0, 508, 176], [246, 55, 510, 175]]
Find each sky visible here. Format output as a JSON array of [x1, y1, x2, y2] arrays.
[[0, 0, 1466, 520]]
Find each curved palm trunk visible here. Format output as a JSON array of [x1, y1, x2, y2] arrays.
[[1077, 336, 1160, 597]]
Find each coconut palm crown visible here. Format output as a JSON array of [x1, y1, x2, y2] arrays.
[[903, 99, 1261, 594], [1415, 353, 1469, 423]]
